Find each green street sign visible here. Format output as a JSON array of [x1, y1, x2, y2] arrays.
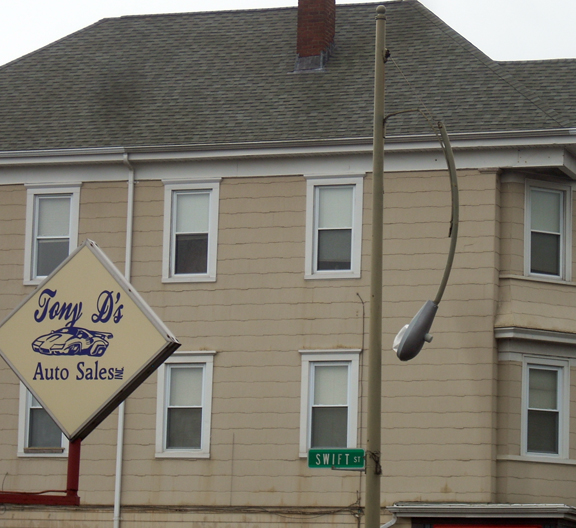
[[308, 448, 365, 469]]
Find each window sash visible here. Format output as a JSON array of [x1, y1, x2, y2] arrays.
[[528, 186, 567, 278], [172, 191, 211, 276], [166, 185, 218, 280], [311, 407, 348, 448], [309, 362, 350, 449], [305, 177, 363, 279], [164, 364, 205, 451], [33, 194, 72, 279], [317, 229, 352, 270], [523, 361, 567, 457], [299, 350, 360, 457], [526, 366, 560, 454], [314, 185, 354, 273], [317, 186, 353, 228], [27, 393, 62, 449], [175, 191, 210, 234], [527, 409, 559, 454]]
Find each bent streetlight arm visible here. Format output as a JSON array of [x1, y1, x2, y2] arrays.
[[394, 121, 459, 361], [434, 121, 459, 305]]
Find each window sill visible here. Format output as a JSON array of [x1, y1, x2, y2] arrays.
[[305, 271, 361, 280], [162, 275, 216, 283], [19, 447, 66, 458], [499, 274, 575, 287], [23, 278, 44, 286], [155, 450, 210, 459], [497, 454, 576, 466]]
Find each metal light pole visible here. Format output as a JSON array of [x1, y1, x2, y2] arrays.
[[365, 5, 386, 528]]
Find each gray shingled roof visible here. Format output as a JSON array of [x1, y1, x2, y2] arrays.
[[0, 0, 573, 152], [497, 59, 576, 126]]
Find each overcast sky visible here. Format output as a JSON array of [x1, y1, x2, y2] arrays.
[[0, 0, 575, 67]]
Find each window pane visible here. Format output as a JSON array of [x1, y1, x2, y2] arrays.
[[36, 239, 69, 276], [529, 368, 558, 409], [311, 407, 347, 448], [314, 365, 348, 405], [530, 232, 560, 275], [527, 409, 558, 454], [170, 367, 203, 407], [37, 196, 70, 237], [318, 186, 353, 228], [531, 189, 561, 233], [176, 192, 210, 233], [175, 233, 208, 274], [317, 229, 352, 270], [28, 407, 61, 448], [167, 408, 202, 449]]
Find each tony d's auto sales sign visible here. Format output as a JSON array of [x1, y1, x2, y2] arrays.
[[0, 240, 180, 441]]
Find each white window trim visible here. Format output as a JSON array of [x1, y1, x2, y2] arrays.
[[155, 351, 215, 458], [299, 349, 360, 457], [162, 180, 221, 283], [521, 356, 570, 459], [305, 176, 364, 280], [23, 184, 81, 285], [524, 180, 572, 281], [18, 383, 68, 457]]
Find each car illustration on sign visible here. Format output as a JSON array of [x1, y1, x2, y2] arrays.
[[32, 326, 114, 357]]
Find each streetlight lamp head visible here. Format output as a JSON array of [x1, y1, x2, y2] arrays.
[[393, 300, 438, 361]]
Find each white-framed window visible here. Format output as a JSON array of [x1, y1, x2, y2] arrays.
[[18, 384, 67, 457], [525, 181, 572, 280], [24, 184, 81, 285], [156, 351, 215, 458], [299, 350, 360, 457], [305, 176, 364, 279], [521, 357, 569, 458], [162, 180, 220, 282]]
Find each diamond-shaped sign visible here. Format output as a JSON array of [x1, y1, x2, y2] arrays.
[[0, 240, 180, 441]]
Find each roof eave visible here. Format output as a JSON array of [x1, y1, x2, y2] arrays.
[[387, 502, 576, 520], [0, 128, 574, 167]]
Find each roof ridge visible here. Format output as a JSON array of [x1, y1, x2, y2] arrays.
[[112, 4, 300, 21], [409, 0, 569, 128], [498, 58, 576, 65]]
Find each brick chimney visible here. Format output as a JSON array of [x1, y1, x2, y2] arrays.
[[295, 0, 335, 71]]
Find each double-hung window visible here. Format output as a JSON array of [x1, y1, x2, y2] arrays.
[[18, 385, 66, 456], [156, 352, 214, 458], [299, 350, 360, 456], [522, 357, 569, 458], [163, 180, 220, 282], [305, 176, 364, 279], [525, 181, 571, 280], [24, 185, 80, 284]]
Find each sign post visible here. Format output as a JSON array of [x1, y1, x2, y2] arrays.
[[0, 240, 180, 504]]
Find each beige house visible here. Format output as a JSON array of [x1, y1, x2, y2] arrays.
[[0, 0, 576, 526]]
